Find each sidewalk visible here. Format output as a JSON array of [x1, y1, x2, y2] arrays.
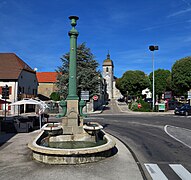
[[116, 101, 174, 115], [82, 100, 174, 115], [0, 131, 143, 180]]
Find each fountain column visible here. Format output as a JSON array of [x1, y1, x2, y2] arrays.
[[67, 16, 79, 100], [62, 16, 83, 134]]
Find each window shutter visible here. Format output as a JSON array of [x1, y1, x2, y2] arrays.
[[9, 87, 12, 95]]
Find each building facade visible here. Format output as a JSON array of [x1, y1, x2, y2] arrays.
[[102, 53, 122, 100], [0, 53, 38, 115], [36, 72, 58, 99], [102, 53, 114, 99]]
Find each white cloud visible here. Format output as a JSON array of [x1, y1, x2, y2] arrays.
[[180, 0, 191, 6], [168, 7, 191, 17]]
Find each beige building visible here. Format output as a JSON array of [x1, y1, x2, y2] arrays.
[[36, 72, 58, 99]]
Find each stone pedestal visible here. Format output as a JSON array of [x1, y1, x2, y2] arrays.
[[62, 100, 84, 135]]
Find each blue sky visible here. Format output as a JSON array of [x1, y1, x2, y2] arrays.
[[0, 0, 191, 78]]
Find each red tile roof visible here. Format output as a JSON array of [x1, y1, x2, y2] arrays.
[[36, 72, 58, 83], [0, 53, 35, 80]]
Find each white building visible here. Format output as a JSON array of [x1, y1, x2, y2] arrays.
[[102, 53, 122, 100], [0, 53, 38, 115], [142, 88, 152, 99]]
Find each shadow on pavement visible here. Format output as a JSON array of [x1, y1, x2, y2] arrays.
[[0, 133, 17, 148], [102, 123, 110, 129], [103, 106, 111, 111]]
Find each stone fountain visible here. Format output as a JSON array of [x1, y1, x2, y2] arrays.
[[28, 16, 116, 164]]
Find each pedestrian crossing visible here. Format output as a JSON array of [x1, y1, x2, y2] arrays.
[[144, 163, 191, 180]]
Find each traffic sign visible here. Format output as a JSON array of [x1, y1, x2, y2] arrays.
[[81, 91, 89, 100], [138, 103, 142, 108], [93, 95, 98, 101]]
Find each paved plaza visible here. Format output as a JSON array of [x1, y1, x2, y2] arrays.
[[0, 130, 143, 180]]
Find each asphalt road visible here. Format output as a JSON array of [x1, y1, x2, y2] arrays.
[[85, 100, 191, 179]]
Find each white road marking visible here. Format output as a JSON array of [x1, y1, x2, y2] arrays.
[[164, 125, 191, 149], [169, 164, 191, 180], [144, 163, 168, 180], [145, 163, 191, 180], [173, 116, 185, 118], [84, 117, 104, 120]]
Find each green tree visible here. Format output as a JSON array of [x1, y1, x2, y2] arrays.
[[116, 70, 150, 97], [149, 69, 171, 99], [172, 56, 191, 96], [56, 43, 100, 99], [50, 92, 60, 101]]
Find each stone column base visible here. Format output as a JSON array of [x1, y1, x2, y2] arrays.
[[62, 116, 84, 135]]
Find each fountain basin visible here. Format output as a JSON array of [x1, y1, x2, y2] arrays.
[[28, 124, 116, 164], [83, 122, 103, 131], [42, 123, 62, 136]]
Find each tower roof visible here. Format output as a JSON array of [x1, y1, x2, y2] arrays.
[[103, 53, 114, 67]]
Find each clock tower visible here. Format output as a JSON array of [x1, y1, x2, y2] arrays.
[[102, 53, 114, 99]]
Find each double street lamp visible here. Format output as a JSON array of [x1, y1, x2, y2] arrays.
[[149, 45, 159, 111]]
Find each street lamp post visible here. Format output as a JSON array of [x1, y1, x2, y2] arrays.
[[149, 45, 159, 111]]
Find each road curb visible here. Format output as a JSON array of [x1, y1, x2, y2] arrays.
[[106, 131, 147, 180]]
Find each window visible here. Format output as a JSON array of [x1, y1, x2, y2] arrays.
[[28, 87, 31, 94], [106, 67, 109, 72], [33, 89, 37, 95], [18, 86, 22, 94]]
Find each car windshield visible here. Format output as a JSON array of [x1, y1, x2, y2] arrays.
[[180, 104, 190, 109]]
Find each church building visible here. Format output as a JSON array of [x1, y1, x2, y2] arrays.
[[102, 53, 122, 100]]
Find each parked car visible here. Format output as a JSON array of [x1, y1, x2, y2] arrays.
[[174, 104, 191, 116], [167, 100, 180, 110]]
